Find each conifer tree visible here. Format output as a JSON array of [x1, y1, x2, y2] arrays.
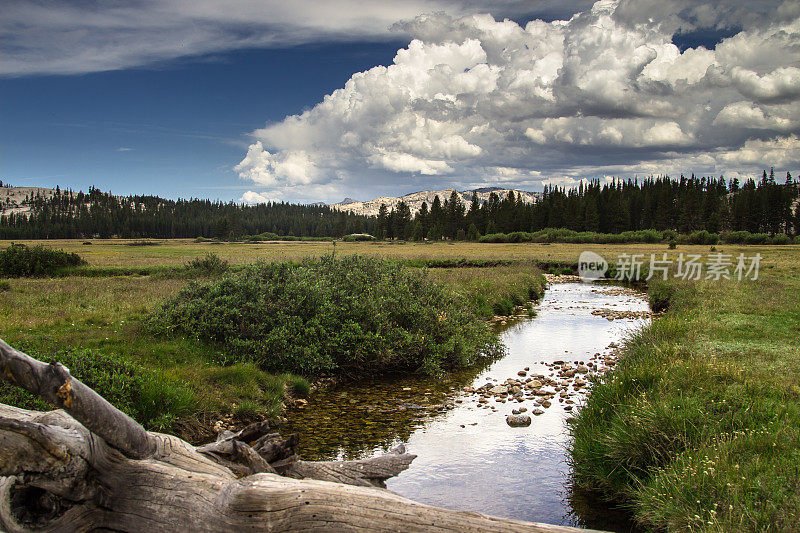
[[411, 221, 424, 242], [466, 223, 480, 241]]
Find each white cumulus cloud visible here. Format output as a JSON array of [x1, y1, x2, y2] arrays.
[[239, 190, 278, 204], [235, 0, 800, 201]]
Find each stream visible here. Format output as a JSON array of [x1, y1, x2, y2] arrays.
[[283, 281, 651, 531]]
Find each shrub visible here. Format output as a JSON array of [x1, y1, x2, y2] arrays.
[[770, 233, 791, 245], [0, 280, 9, 292], [341, 234, 376, 242], [184, 253, 229, 275], [720, 231, 773, 245], [746, 232, 771, 244], [668, 239, 677, 249], [0, 243, 86, 277], [720, 231, 748, 244], [478, 229, 667, 244], [478, 233, 508, 243], [240, 233, 333, 242], [683, 230, 719, 245], [150, 255, 497, 376], [125, 240, 161, 246]]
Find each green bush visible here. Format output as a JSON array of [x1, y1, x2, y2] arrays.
[[478, 228, 667, 244], [125, 240, 161, 246], [150, 255, 497, 376], [770, 233, 791, 245], [341, 234, 376, 242], [184, 253, 229, 275], [723, 230, 797, 245], [662, 229, 678, 242], [478, 232, 509, 243], [476, 228, 793, 246], [0, 243, 86, 277], [240, 233, 333, 242], [682, 230, 719, 245]]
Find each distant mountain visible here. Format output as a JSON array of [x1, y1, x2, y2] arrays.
[[329, 188, 540, 216], [1, 186, 61, 216]]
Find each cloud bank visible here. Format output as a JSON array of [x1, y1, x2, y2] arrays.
[[235, 0, 800, 202], [0, 0, 585, 76]]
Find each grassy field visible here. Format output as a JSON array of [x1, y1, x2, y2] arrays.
[[1, 238, 799, 476], [569, 248, 800, 530], [0, 239, 552, 441], [4, 237, 799, 268]]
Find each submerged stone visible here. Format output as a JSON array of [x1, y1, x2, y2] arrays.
[[506, 414, 532, 427]]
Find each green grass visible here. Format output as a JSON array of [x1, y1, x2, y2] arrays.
[[426, 264, 545, 317], [0, 242, 547, 441], [2, 238, 797, 464], [569, 266, 800, 531], [0, 275, 303, 440], [3, 238, 797, 272]]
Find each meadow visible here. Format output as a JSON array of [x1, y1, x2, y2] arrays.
[[569, 247, 800, 530], [0, 239, 556, 440], [1, 238, 799, 531], [4, 237, 799, 267]]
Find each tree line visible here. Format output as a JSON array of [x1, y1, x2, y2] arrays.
[[1, 170, 798, 240], [0, 187, 375, 239], [377, 170, 800, 240]]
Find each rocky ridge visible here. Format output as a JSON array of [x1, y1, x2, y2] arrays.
[[329, 187, 541, 217]]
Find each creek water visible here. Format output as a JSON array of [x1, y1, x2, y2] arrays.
[[283, 282, 650, 531]]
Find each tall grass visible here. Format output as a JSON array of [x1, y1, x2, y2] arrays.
[[426, 264, 545, 317], [569, 276, 800, 531]]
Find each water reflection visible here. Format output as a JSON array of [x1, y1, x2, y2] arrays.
[[283, 282, 650, 530]]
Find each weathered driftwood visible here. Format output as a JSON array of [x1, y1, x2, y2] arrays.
[[0, 339, 598, 532]]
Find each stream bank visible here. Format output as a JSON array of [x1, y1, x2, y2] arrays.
[[284, 281, 651, 530]]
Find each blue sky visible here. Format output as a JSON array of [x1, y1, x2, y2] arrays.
[[1, 41, 406, 199], [1, 1, 797, 204]]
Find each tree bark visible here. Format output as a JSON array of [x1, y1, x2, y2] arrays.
[[0, 339, 600, 532]]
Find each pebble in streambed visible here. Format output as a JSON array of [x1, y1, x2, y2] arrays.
[[506, 414, 532, 427], [458, 341, 625, 428]]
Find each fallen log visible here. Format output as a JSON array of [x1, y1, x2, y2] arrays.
[[0, 339, 599, 532]]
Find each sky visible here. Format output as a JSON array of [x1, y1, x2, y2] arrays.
[[1, 0, 799, 205]]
